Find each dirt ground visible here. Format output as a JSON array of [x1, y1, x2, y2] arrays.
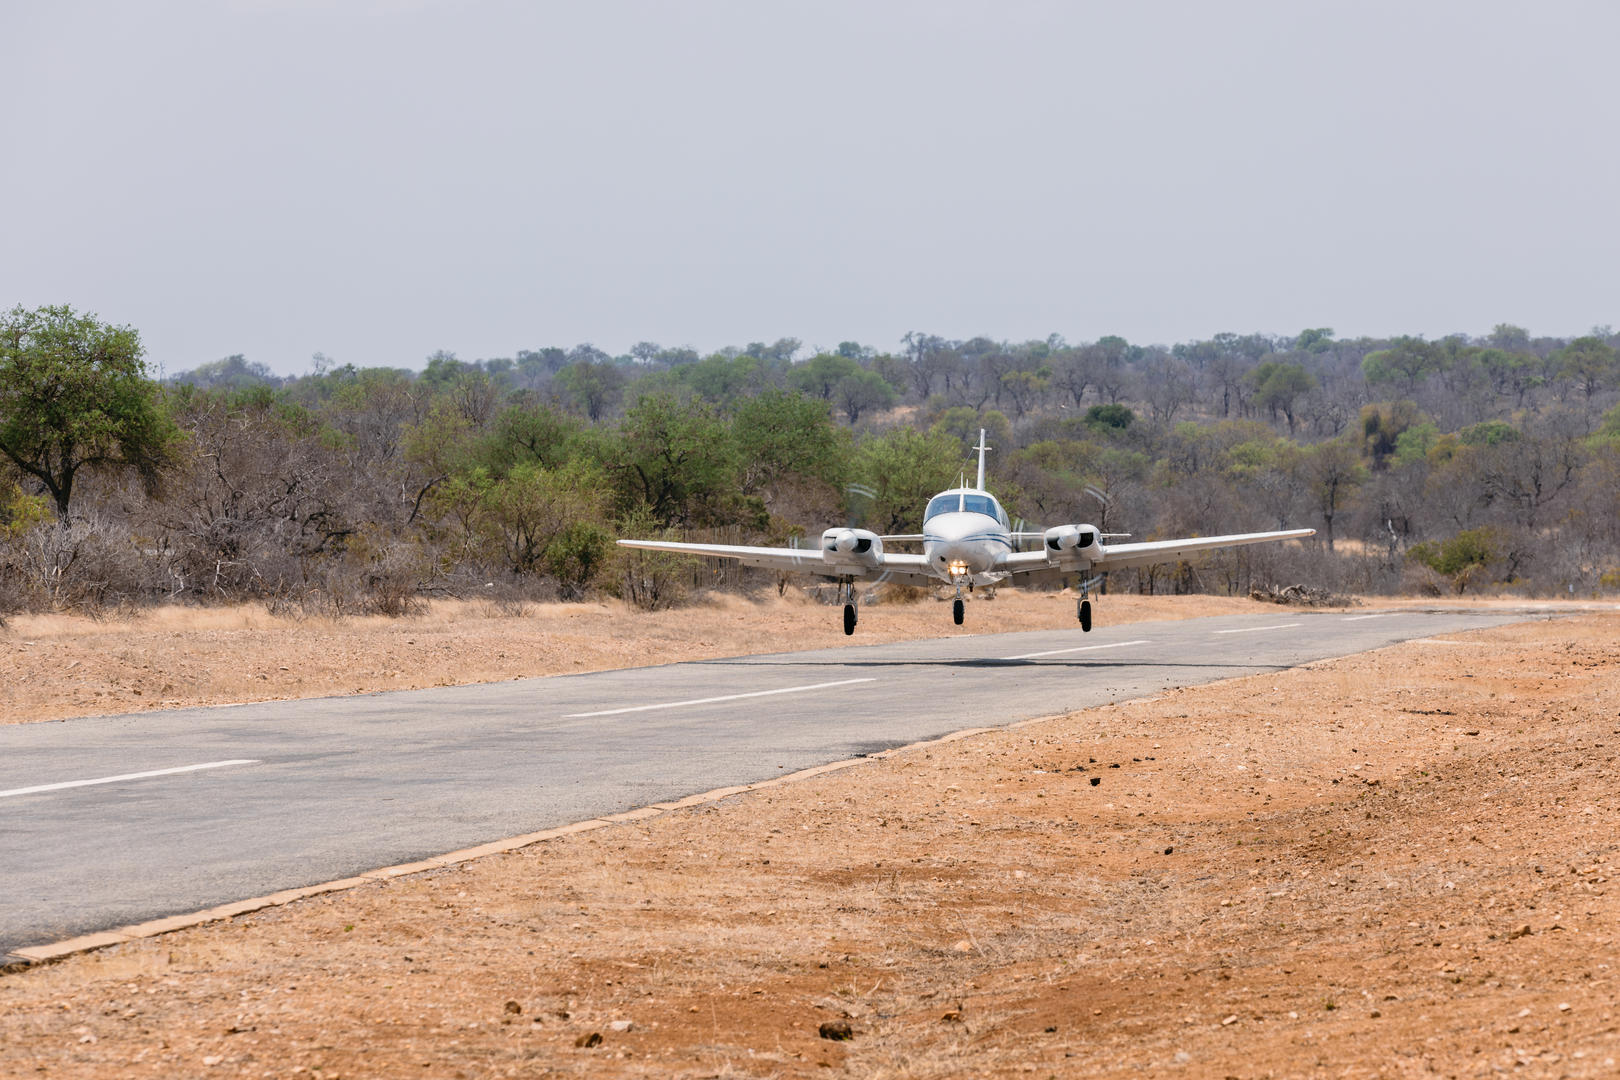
[[3, 600, 1619, 1078], [0, 589, 1265, 726]]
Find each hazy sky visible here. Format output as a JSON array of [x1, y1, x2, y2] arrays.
[[4, 1, 1617, 376]]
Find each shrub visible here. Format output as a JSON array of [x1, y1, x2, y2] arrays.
[[1407, 528, 1500, 593]]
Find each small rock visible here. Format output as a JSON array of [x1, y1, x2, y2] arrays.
[[202, 1056, 222, 1067], [504, 1001, 522, 1015], [1221, 1014, 1238, 1026], [1509, 924, 1533, 940], [1164, 846, 1174, 855], [609, 1019, 634, 1032], [1559, 1003, 1571, 1012], [952, 939, 974, 952], [1089, 777, 1101, 787], [575, 1032, 602, 1049], [941, 1010, 963, 1023], [819, 1020, 854, 1041]]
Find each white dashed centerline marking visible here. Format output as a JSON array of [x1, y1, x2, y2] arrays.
[[1343, 613, 1392, 621], [1000, 639, 1151, 661], [1212, 623, 1303, 635], [0, 760, 261, 800], [564, 678, 877, 718]]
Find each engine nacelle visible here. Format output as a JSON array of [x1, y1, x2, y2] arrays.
[[1043, 524, 1099, 556], [821, 527, 884, 569]]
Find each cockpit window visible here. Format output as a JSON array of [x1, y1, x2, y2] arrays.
[[961, 494, 998, 520], [925, 492, 1008, 525]]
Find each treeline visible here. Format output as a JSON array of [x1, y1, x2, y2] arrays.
[[3, 304, 1620, 615]]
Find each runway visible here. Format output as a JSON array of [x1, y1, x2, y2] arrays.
[[0, 607, 1535, 960]]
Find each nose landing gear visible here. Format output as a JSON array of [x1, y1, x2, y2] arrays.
[[840, 579, 858, 636], [1078, 578, 1093, 632]]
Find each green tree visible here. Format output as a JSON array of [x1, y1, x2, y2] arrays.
[[1391, 421, 1441, 468], [477, 403, 585, 475], [788, 354, 862, 399], [1555, 336, 1618, 403], [1245, 360, 1316, 433], [730, 389, 845, 497], [1295, 327, 1335, 353], [853, 426, 964, 533], [1476, 347, 1542, 406], [171, 354, 281, 390], [0, 304, 182, 520], [1361, 338, 1440, 396], [1297, 439, 1366, 551], [1083, 403, 1135, 433], [556, 359, 627, 422], [832, 369, 897, 423], [608, 392, 738, 527], [674, 353, 774, 404], [1459, 420, 1519, 448], [477, 461, 607, 578]]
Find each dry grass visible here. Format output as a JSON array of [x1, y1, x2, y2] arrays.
[[3, 614, 1619, 1077]]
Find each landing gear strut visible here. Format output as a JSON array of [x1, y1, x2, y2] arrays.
[[1078, 579, 1093, 633], [840, 579, 858, 636]]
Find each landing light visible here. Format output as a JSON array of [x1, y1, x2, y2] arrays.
[[948, 559, 969, 577]]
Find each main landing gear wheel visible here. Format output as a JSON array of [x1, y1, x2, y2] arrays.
[[1079, 598, 1092, 633], [952, 597, 965, 625], [843, 603, 857, 636]]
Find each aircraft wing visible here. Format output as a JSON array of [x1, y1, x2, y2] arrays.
[[615, 540, 941, 588], [1091, 529, 1315, 570], [997, 528, 1314, 576]]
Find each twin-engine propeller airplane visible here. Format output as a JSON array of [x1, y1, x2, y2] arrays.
[[618, 430, 1314, 636]]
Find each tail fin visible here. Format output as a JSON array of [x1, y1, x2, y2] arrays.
[[974, 428, 990, 490]]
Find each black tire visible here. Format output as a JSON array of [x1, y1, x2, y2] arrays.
[[1080, 599, 1092, 633], [952, 598, 964, 625], [843, 604, 857, 636]]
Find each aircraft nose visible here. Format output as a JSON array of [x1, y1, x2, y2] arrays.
[[926, 514, 994, 574]]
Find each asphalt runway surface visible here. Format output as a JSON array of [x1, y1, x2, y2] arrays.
[[0, 607, 1540, 959]]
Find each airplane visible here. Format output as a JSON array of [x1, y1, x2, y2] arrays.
[[617, 430, 1315, 636]]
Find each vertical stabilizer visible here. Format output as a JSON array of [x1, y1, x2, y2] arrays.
[[974, 428, 990, 490]]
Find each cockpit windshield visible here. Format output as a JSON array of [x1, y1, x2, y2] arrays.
[[925, 492, 1009, 525]]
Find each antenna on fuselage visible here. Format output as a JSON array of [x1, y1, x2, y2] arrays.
[[974, 428, 990, 490]]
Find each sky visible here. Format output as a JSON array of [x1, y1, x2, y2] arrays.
[[3, 1, 1617, 377]]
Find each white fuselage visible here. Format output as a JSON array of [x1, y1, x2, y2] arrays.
[[920, 488, 1012, 585]]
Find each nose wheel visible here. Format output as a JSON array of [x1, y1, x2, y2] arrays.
[[843, 602, 857, 635], [952, 597, 965, 625], [1077, 578, 1094, 632]]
